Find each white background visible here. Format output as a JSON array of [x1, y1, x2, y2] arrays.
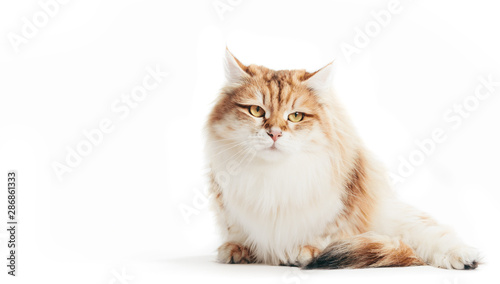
[[1, 0, 499, 283]]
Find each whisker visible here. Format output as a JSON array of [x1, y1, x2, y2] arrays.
[[205, 140, 243, 151], [217, 145, 252, 167], [213, 141, 248, 157]]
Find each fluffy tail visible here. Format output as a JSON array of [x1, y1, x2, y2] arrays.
[[304, 233, 425, 269]]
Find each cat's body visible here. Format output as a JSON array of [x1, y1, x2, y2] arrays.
[[205, 49, 481, 269]]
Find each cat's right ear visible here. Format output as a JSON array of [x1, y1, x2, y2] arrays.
[[224, 48, 249, 84]]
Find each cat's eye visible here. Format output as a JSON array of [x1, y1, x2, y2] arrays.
[[288, 112, 304, 122], [249, 105, 265, 117]]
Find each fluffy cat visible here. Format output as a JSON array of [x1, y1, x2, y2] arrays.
[[204, 49, 481, 269]]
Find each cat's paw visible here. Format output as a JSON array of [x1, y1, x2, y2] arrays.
[[217, 242, 253, 264], [430, 245, 482, 270], [296, 245, 321, 267], [280, 245, 320, 267]]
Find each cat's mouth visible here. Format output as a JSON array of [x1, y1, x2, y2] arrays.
[[268, 144, 279, 151], [259, 144, 283, 159]]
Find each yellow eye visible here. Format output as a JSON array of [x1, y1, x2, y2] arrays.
[[249, 105, 265, 117], [288, 112, 304, 122]]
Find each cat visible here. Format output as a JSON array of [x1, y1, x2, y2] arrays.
[[204, 48, 481, 269]]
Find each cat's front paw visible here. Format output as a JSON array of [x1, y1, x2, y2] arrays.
[[430, 245, 482, 270], [217, 242, 253, 264], [296, 245, 321, 267], [281, 245, 321, 267]]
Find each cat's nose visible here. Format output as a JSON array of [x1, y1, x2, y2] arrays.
[[267, 129, 282, 142]]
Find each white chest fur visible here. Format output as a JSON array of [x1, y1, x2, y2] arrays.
[[212, 151, 345, 264]]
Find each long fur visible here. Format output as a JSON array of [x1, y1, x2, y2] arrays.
[[205, 49, 481, 270], [304, 233, 425, 269]]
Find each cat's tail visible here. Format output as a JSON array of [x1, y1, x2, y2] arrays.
[[303, 233, 425, 269]]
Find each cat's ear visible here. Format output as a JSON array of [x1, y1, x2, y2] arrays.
[[304, 62, 335, 91], [224, 48, 250, 84]]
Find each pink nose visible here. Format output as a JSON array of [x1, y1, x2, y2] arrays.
[[267, 129, 282, 142]]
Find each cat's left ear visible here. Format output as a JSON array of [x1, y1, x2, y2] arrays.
[[304, 62, 335, 91], [224, 48, 250, 84]]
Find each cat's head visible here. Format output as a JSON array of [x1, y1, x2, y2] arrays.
[[206, 49, 337, 163]]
